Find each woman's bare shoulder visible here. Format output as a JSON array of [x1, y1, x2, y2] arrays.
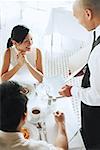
[[36, 48, 42, 56], [5, 48, 10, 54], [36, 47, 41, 52], [4, 48, 11, 58]]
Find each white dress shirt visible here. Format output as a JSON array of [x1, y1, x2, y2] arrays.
[[71, 25, 100, 106], [0, 130, 57, 150]]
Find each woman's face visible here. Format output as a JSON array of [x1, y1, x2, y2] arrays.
[[16, 33, 33, 52]]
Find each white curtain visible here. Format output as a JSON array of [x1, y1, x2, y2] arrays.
[[0, 1, 74, 51], [45, 7, 89, 40]]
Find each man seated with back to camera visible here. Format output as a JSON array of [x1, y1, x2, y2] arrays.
[[0, 81, 68, 150]]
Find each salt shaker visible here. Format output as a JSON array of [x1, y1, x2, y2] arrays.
[[48, 96, 52, 106]]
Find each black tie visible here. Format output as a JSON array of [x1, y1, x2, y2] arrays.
[[81, 31, 100, 88]]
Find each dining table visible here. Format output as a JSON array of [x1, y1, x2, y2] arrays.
[[23, 77, 86, 149], [8, 72, 85, 149]]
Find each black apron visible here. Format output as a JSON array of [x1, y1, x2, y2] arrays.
[[81, 34, 100, 149]]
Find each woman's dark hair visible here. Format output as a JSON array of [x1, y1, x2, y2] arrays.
[[0, 81, 28, 131], [7, 25, 29, 48]]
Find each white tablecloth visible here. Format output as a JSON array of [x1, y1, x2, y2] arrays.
[[27, 86, 79, 143], [14, 75, 85, 149]]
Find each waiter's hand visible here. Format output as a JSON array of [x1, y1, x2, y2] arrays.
[[59, 85, 72, 97]]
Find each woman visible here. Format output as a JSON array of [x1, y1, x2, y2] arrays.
[[1, 25, 43, 83]]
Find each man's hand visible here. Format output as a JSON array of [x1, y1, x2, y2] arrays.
[[54, 111, 65, 126], [54, 111, 68, 150], [59, 85, 72, 97]]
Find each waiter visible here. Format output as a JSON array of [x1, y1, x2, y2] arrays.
[[59, 0, 100, 149]]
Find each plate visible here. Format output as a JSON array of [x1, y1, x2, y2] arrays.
[[22, 121, 39, 140]]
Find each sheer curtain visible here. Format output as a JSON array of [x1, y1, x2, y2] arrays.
[[0, 1, 74, 50], [0, 0, 74, 70]]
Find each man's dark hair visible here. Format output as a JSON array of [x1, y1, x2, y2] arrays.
[[80, 0, 100, 16], [0, 81, 28, 131]]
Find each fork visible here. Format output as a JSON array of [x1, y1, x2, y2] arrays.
[[36, 122, 42, 140], [42, 122, 48, 142]]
